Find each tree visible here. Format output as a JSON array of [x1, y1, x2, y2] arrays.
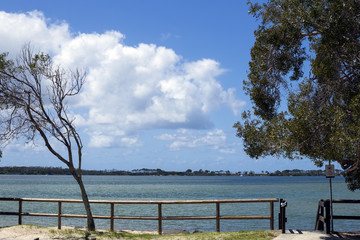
[[0, 45, 96, 230], [234, 0, 360, 190]]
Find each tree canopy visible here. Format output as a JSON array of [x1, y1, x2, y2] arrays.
[[234, 0, 360, 190]]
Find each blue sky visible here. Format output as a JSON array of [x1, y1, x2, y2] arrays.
[[0, 0, 327, 172]]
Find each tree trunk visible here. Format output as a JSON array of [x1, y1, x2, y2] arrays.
[[76, 174, 96, 231]]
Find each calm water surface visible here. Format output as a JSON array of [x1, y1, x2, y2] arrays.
[[0, 175, 359, 232]]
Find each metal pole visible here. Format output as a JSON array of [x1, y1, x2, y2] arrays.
[[279, 199, 287, 233], [327, 160, 334, 233], [329, 176, 334, 232]]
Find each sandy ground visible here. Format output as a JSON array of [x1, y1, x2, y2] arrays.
[[0, 225, 81, 240], [0, 225, 158, 240], [1, 225, 359, 240], [273, 229, 360, 240]]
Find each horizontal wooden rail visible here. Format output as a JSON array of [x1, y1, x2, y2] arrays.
[[333, 215, 360, 220], [0, 198, 278, 204], [332, 199, 360, 204], [0, 198, 278, 234]]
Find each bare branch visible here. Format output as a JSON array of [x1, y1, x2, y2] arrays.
[[0, 43, 94, 231]]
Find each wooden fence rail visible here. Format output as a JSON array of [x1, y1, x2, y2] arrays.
[[0, 198, 278, 234], [315, 199, 360, 234]]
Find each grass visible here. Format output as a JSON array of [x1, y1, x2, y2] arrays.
[[53, 228, 280, 240], [16, 225, 280, 240]]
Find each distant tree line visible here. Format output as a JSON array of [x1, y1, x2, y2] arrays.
[[0, 167, 343, 177]]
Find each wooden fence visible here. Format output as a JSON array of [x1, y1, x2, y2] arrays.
[[0, 198, 278, 234], [315, 199, 360, 234]]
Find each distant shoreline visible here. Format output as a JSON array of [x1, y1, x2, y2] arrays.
[[0, 166, 343, 177]]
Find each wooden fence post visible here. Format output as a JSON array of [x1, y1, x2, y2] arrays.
[[18, 199, 22, 225], [216, 203, 220, 232], [58, 201, 62, 229], [158, 203, 162, 235], [318, 200, 324, 231], [270, 201, 274, 230], [0, 198, 280, 232], [110, 203, 115, 231], [325, 200, 331, 234]]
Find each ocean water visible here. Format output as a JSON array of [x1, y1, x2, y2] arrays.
[[0, 175, 359, 232]]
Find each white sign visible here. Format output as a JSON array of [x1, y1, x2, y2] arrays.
[[325, 164, 335, 178]]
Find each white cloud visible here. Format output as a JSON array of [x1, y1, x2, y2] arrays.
[[88, 135, 115, 148], [0, 11, 70, 56], [155, 129, 237, 154], [219, 148, 236, 154], [5, 142, 45, 153], [0, 10, 245, 148]]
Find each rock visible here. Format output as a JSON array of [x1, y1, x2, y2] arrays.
[[83, 231, 96, 240]]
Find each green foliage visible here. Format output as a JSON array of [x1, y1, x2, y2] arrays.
[[235, 0, 360, 190], [0, 166, 342, 176]]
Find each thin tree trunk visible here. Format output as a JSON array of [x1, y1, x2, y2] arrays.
[[77, 177, 96, 231], [70, 168, 95, 231]]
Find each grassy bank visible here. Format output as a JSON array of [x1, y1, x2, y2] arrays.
[[0, 225, 280, 240], [83, 229, 280, 240]]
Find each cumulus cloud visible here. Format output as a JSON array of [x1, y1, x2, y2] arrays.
[[0, 11, 70, 56], [0, 10, 245, 148], [155, 129, 237, 153], [5, 142, 45, 152]]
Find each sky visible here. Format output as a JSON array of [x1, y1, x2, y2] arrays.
[[0, 0, 329, 172]]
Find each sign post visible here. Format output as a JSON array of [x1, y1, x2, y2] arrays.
[[325, 163, 334, 233]]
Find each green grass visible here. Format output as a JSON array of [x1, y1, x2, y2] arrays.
[[56, 229, 280, 240], [19, 225, 280, 240]]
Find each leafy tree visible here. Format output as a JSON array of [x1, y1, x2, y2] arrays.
[[0, 45, 96, 230], [234, 0, 360, 190]]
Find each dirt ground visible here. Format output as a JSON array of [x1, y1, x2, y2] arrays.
[[0, 225, 159, 240], [0, 225, 359, 240], [0, 225, 81, 240]]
